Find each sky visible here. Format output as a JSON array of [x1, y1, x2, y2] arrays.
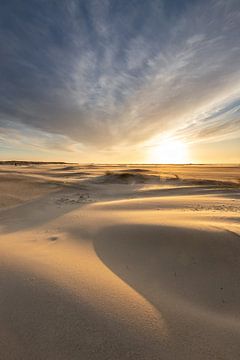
[[0, 0, 240, 163]]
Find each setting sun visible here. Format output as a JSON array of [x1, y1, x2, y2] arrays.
[[149, 138, 189, 164], [1, 1, 240, 359]]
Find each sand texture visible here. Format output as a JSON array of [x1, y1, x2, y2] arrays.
[[0, 163, 240, 359]]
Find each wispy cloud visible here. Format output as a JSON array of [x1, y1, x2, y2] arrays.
[[0, 0, 239, 160]]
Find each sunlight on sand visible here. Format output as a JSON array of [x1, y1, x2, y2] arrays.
[[0, 163, 239, 359]]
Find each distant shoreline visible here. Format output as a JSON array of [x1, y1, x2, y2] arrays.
[[0, 161, 70, 165], [0, 160, 239, 166]]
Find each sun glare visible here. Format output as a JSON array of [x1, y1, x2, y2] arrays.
[[149, 138, 189, 164]]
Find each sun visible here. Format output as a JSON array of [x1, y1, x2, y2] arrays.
[[149, 138, 189, 164]]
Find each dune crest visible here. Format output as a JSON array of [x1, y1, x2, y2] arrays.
[[0, 163, 240, 359]]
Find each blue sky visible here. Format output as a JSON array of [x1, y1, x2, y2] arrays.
[[0, 0, 239, 162]]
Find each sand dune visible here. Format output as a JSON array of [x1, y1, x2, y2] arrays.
[[0, 164, 239, 359]]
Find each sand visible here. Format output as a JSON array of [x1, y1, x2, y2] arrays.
[[0, 163, 239, 359]]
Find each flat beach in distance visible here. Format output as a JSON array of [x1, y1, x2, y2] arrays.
[[0, 162, 239, 359]]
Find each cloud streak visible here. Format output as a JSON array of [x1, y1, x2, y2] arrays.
[[0, 0, 239, 161]]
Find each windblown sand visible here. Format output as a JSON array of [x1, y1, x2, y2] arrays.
[[0, 163, 239, 359]]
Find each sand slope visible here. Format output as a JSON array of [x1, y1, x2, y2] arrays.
[[0, 164, 239, 359]]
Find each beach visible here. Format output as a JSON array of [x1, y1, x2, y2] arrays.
[[0, 163, 240, 359]]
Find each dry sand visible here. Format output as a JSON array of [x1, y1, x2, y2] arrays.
[[0, 163, 240, 359]]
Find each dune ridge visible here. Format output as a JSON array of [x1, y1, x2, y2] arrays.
[[0, 163, 240, 359]]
